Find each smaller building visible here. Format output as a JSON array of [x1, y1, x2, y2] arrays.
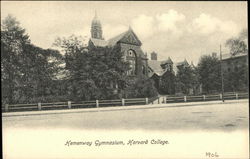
[[221, 52, 248, 92], [221, 53, 248, 73], [147, 54, 177, 94], [147, 54, 202, 95]]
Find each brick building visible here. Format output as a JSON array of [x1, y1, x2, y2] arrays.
[[88, 13, 148, 80], [147, 52, 177, 94], [221, 52, 248, 92], [221, 53, 248, 73]]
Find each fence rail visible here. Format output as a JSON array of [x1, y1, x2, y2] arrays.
[[2, 97, 148, 112], [2, 92, 248, 113], [150, 92, 248, 104]]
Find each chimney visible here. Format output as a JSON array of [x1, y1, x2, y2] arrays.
[[151, 52, 157, 60], [212, 52, 217, 58]]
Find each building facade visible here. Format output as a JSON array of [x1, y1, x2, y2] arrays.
[[221, 53, 248, 74], [147, 53, 176, 94], [221, 53, 248, 92], [88, 13, 149, 80]]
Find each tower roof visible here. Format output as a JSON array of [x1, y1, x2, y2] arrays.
[[91, 11, 103, 39], [91, 11, 101, 26]]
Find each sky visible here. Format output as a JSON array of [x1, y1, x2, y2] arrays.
[[1, 1, 248, 65]]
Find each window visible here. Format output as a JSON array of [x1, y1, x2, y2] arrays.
[[127, 50, 135, 57], [126, 50, 137, 75], [142, 65, 146, 75]]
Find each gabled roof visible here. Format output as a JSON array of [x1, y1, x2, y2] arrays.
[[173, 64, 178, 75], [89, 38, 108, 47], [148, 60, 163, 75], [147, 60, 169, 77], [176, 59, 189, 66], [107, 28, 142, 46], [148, 58, 192, 77], [89, 28, 142, 48], [161, 57, 173, 65], [107, 31, 128, 46], [89, 27, 146, 58]]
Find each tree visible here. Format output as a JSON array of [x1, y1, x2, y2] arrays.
[[225, 29, 248, 56], [1, 15, 63, 104], [197, 55, 221, 94], [125, 76, 158, 98], [19, 44, 63, 103], [176, 65, 198, 95], [159, 71, 176, 95], [54, 35, 130, 100], [53, 35, 86, 71], [1, 14, 30, 104]]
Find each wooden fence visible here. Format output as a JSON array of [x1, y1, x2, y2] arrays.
[[151, 92, 248, 104], [2, 98, 148, 112], [2, 92, 248, 113]]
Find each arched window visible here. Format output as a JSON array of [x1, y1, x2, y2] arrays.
[[126, 50, 137, 75], [142, 65, 146, 75]]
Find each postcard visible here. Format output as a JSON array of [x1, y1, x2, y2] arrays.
[[1, 1, 248, 159]]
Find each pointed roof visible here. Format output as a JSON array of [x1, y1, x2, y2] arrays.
[[107, 31, 128, 46], [129, 25, 132, 30], [176, 59, 189, 67], [148, 60, 165, 76], [89, 27, 144, 53], [91, 11, 101, 26], [190, 61, 196, 68], [107, 27, 142, 46], [161, 57, 173, 65]]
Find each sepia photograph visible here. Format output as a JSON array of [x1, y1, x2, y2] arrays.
[[1, 1, 249, 159]]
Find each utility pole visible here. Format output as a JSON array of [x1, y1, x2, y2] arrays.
[[220, 44, 225, 102]]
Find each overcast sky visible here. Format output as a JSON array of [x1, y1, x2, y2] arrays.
[[1, 1, 247, 64]]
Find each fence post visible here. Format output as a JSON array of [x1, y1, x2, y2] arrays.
[[184, 96, 187, 102], [203, 95, 206, 101], [145, 98, 148, 105], [236, 93, 238, 100], [38, 102, 41, 110], [158, 97, 160, 104], [5, 104, 9, 112], [219, 94, 222, 100], [68, 101, 71, 109], [96, 100, 99, 108], [122, 98, 125, 106]]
